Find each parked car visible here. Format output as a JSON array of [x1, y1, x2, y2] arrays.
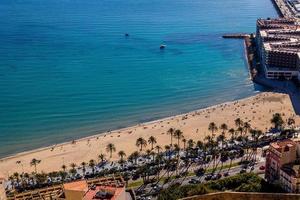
[[223, 172, 229, 177], [259, 165, 265, 170], [189, 178, 201, 184], [204, 174, 212, 181]]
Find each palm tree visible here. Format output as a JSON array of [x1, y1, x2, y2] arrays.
[[16, 160, 24, 174], [129, 151, 140, 165], [30, 158, 41, 174], [70, 163, 76, 170], [69, 163, 77, 176], [208, 122, 218, 137], [243, 122, 251, 135], [237, 127, 244, 137], [145, 149, 151, 163], [106, 143, 116, 158], [98, 154, 106, 162], [167, 128, 175, 147], [220, 123, 228, 136], [89, 159, 96, 174], [136, 137, 147, 151], [228, 128, 235, 141], [271, 113, 284, 130], [150, 151, 156, 162], [196, 140, 204, 150], [182, 138, 187, 151], [187, 139, 195, 149], [227, 152, 235, 172], [118, 150, 126, 164], [235, 118, 243, 129], [61, 164, 67, 172], [165, 145, 171, 160], [187, 139, 195, 157], [148, 136, 157, 150], [173, 129, 183, 148], [13, 172, 20, 186], [155, 145, 162, 154], [217, 134, 225, 150], [81, 162, 87, 174]]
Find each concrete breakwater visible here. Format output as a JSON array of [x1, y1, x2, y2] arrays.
[[222, 33, 250, 39]]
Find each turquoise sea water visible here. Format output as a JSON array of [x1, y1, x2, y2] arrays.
[[0, 0, 277, 157]]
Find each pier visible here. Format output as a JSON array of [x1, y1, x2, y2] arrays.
[[222, 33, 250, 39], [222, 33, 255, 80], [271, 0, 295, 18]]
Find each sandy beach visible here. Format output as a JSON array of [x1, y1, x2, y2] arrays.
[[0, 92, 299, 178]]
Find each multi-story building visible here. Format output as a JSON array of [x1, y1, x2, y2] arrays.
[[280, 163, 300, 192], [265, 139, 297, 182], [264, 139, 300, 193], [256, 18, 300, 79]]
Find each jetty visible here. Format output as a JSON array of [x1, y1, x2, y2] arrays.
[[222, 33, 250, 39], [222, 33, 257, 80]]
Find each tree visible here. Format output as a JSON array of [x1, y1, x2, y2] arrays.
[[165, 145, 171, 160], [81, 162, 87, 174], [30, 158, 41, 174], [173, 129, 183, 148], [167, 128, 175, 147], [235, 118, 243, 129], [89, 159, 96, 174], [228, 128, 235, 141], [61, 164, 67, 172], [69, 163, 77, 176], [196, 140, 204, 150], [182, 138, 187, 151], [187, 139, 195, 149], [243, 122, 251, 135], [217, 134, 225, 150], [148, 136, 157, 150], [227, 152, 235, 172], [271, 113, 284, 130], [128, 151, 140, 165], [98, 154, 106, 162], [208, 122, 218, 137], [220, 123, 228, 136], [106, 143, 116, 158], [118, 150, 126, 161], [136, 137, 147, 151], [155, 145, 163, 154]]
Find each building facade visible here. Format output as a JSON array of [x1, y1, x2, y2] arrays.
[[265, 139, 300, 193], [256, 18, 300, 79], [265, 139, 297, 182]]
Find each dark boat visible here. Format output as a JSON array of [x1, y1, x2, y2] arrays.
[[160, 44, 166, 49]]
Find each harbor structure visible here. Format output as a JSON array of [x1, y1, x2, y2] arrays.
[[256, 18, 300, 79]]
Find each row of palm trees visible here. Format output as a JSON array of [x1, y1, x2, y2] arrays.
[[9, 113, 295, 193]]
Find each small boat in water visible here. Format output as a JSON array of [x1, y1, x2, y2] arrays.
[[125, 33, 129, 37], [160, 44, 166, 49]]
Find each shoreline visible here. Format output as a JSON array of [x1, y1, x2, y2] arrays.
[[0, 93, 260, 162], [0, 91, 299, 177]]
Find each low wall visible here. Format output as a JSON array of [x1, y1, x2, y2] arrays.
[[180, 192, 300, 200]]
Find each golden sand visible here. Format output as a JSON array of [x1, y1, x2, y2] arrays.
[[0, 92, 298, 178]]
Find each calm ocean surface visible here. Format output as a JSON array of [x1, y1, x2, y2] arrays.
[[0, 0, 277, 157]]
